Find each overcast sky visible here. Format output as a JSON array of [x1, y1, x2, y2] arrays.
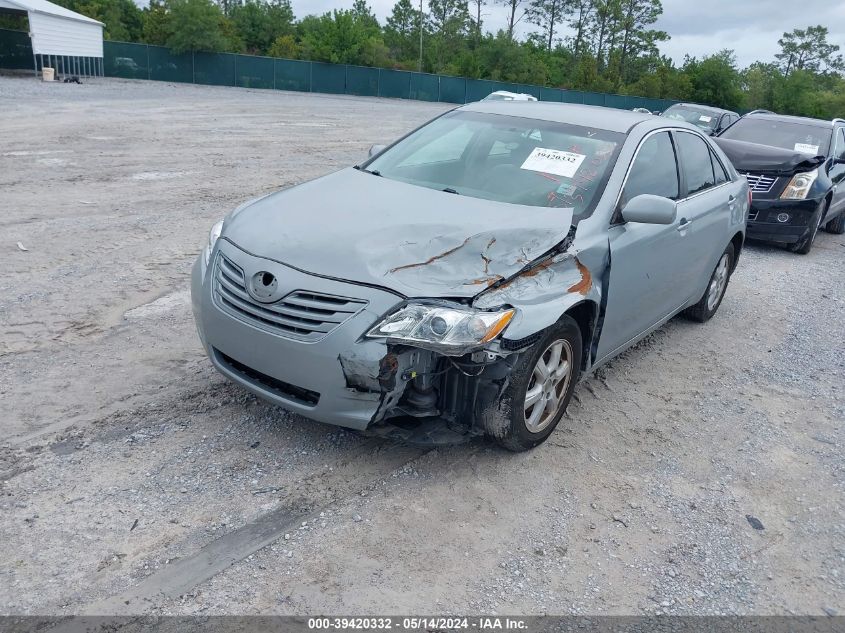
[[290, 0, 845, 68]]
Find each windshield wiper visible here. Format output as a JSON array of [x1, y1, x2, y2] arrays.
[[354, 166, 381, 176], [442, 187, 459, 194]]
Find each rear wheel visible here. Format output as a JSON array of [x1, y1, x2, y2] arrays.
[[825, 210, 845, 235], [682, 243, 734, 323], [483, 316, 581, 452]]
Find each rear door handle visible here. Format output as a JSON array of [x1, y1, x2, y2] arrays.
[[728, 194, 737, 207]]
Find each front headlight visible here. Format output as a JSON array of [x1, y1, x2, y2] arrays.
[[366, 304, 515, 355], [780, 169, 818, 200], [204, 219, 224, 266]]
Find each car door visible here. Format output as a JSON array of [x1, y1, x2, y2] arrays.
[[595, 130, 694, 363], [828, 127, 845, 218], [672, 130, 738, 296]]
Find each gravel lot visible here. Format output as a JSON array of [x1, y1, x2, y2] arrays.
[[1, 76, 843, 617]]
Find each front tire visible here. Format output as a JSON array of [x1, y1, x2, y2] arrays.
[[682, 243, 734, 323], [791, 201, 825, 254], [483, 316, 581, 452]]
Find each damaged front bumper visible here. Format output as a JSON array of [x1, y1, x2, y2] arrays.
[[191, 240, 521, 434], [747, 197, 823, 245]]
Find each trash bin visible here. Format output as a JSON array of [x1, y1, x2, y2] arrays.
[[42, 67, 55, 82]]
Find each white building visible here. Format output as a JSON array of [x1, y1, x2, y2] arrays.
[[0, 0, 104, 76]]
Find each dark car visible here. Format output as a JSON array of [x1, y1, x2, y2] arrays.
[[661, 103, 740, 136], [715, 112, 845, 254]]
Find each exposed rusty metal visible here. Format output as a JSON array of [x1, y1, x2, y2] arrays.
[[377, 353, 399, 391], [519, 257, 557, 278], [480, 237, 496, 275], [465, 275, 505, 287], [481, 255, 559, 295], [567, 258, 592, 295], [387, 237, 472, 274]]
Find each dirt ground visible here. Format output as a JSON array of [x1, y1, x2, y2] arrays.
[[1, 76, 843, 617]]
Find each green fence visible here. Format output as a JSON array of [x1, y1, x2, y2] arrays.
[[0, 29, 677, 111], [0, 28, 33, 70]]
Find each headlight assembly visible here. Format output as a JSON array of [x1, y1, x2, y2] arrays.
[[780, 169, 818, 200], [204, 219, 224, 266], [366, 304, 515, 355]]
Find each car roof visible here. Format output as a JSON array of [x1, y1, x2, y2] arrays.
[[742, 111, 834, 128], [666, 102, 735, 115], [460, 101, 659, 133]]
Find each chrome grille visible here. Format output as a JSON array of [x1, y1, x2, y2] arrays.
[[744, 173, 777, 193], [213, 253, 367, 341], [748, 209, 759, 221]]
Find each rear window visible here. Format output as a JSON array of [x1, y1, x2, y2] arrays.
[[675, 132, 716, 195], [662, 105, 721, 132], [720, 118, 832, 155], [364, 110, 624, 219]]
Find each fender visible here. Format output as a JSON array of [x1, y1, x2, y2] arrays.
[[473, 238, 608, 353]]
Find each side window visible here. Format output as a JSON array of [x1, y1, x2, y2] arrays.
[[710, 147, 729, 185], [620, 132, 679, 207], [676, 132, 716, 196]]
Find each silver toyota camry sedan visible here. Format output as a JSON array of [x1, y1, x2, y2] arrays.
[[191, 102, 748, 451]]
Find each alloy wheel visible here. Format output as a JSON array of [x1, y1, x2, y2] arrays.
[[524, 339, 573, 433], [706, 253, 730, 311]]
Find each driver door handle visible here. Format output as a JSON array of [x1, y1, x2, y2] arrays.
[[677, 218, 692, 231]]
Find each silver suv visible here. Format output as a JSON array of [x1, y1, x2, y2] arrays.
[[192, 102, 748, 451]]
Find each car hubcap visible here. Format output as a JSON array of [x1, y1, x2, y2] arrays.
[[523, 339, 573, 433], [706, 253, 730, 311]]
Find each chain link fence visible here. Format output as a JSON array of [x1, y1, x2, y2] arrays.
[[0, 29, 677, 112]]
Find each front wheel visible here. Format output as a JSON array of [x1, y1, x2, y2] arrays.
[[483, 316, 582, 452], [682, 243, 735, 323], [791, 202, 825, 254]]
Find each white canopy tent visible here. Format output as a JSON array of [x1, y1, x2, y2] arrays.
[[0, 0, 104, 76]]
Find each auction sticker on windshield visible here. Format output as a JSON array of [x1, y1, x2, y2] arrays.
[[521, 148, 586, 178], [794, 143, 819, 154]]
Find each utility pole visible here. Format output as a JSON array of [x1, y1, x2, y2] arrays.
[[418, 0, 424, 73]]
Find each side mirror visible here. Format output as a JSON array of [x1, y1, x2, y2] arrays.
[[621, 194, 677, 225], [368, 144, 386, 158]]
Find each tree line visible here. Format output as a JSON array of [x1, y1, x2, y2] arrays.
[[2, 0, 843, 118]]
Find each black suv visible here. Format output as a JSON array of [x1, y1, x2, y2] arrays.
[[661, 103, 740, 136], [715, 112, 845, 254]]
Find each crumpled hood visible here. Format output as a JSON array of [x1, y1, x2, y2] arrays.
[[223, 168, 573, 298], [714, 137, 825, 175]]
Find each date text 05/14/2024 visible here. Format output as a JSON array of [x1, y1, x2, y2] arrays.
[[307, 617, 528, 630]]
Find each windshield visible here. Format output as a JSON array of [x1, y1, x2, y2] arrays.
[[719, 118, 832, 155], [483, 93, 511, 101], [662, 105, 720, 131], [364, 111, 624, 219]]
